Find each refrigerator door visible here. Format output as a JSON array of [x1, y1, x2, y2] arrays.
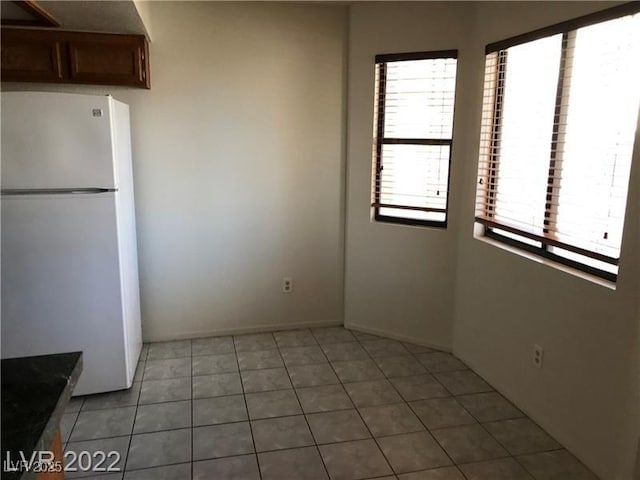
[[111, 99, 143, 383], [1, 92, 116, 190], [1, 191, 131, 395]]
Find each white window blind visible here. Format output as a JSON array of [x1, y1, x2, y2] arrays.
[[373, 51, 458, 227], [476, 7, 640, 280]]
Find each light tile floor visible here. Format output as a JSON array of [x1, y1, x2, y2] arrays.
[[61, 327, 599, 479]]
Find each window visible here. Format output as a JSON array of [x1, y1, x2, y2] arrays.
[[372, 51, 458, 227], [475, 4, 640, 281]]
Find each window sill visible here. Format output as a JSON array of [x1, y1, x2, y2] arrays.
[[473, 231, 616, 291], [372, 215, 448, 230]]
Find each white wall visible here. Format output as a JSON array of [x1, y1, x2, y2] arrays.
[[453, 3, 640, 479], [344, 2, 474, 350], [133, 0, 153, 40], [346, 2, 639, 478], [3, 2, 348, 341]]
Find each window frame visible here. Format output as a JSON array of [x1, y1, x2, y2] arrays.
[[373, 49, 458, 229], [476, 3, 640, 282]]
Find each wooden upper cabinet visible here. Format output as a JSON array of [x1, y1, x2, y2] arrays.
[[1, 28, 150, 89], [68, 35, 147, 87], [1, 30, 63, 81]]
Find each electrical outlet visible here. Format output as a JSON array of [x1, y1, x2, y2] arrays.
[[533, 344, 544, 368], [282, 277, 293, 293]]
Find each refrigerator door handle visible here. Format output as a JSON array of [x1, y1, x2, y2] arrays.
[[1, 188, 117, 196]]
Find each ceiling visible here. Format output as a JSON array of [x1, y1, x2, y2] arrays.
[[1, 1, 150, 37], [2, 2, 35, 22]]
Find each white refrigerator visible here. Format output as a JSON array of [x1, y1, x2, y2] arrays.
[[1, 91, 142, 396]]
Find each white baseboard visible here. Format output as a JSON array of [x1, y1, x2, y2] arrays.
[[345, 322, 451, 353], [142, 319, 343, 343]]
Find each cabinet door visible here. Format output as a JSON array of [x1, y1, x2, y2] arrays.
[[68, 35, 148, 88], [0, 29, 150, 89], [1, 29, 64, 82]]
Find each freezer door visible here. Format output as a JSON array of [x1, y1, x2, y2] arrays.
[[1, 192, 130, 395], [1, 92, 116, 190]]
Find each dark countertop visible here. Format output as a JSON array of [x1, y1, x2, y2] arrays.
[[1, 352, 82, 480]]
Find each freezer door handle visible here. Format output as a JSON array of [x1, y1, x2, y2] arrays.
[[1, 188, 117, 196]]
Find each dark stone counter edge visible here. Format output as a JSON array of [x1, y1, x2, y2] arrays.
[[2, 353, 82, 480], [34, 353, 83, 457]]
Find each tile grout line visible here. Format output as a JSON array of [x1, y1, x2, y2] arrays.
[[426, 364, 541, 466], [63, 402, 84, 450], [397, 367, 492, 473], [275, 329, 333, 480], [189, 340, 194, 480], [120, 342, 148, 477], [320, 330, 396, 478], [363, 335, 559, 478], [232, 334, 263, 480], [351, 331, 449, 477], [383, 341, 491, 475], [65, 415, 530, 453], [465, 400, 569, 469], [65, 346, 147, 476], [370, 338, 491, 477], [355, 332, 524, 477]]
